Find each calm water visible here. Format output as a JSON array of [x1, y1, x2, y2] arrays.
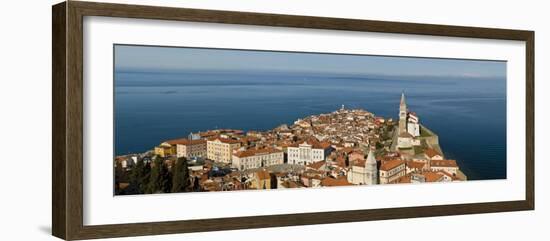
[[115, 70, 506, 180]]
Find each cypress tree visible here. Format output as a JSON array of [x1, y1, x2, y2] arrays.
[[114, 161, 122, 194], [129, 158, 150, 194], [146, 156, 163, 194], [193, 175, 201, 192], [141, 162, 151, 193], [171, 157, 190, 193], [130, 158, 147, 194], [160, 161, 172, 193]]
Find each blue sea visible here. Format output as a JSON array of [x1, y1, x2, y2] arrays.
[[114, 70, 506, 180]]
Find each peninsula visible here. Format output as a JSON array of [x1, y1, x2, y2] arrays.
[[114, 93, 467, 194]]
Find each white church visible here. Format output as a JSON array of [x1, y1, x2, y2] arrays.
[[347, 148, 378, 185], [397, 92, 421, 149]]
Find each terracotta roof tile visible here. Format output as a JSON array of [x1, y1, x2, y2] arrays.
[[380, 159, 405, 171], [424, 148, 441, 158], [165, 138, 206, 145], [423, 172, 444, 182], [321, 177, 352, 187], [431, 160, 458, 167], [406, 161, 426, 169], [233, 147, 282, 158], [306, 161, 326, 170], [208, 137, 241, 144]]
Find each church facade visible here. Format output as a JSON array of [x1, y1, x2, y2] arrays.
[[397, 92, 421, 149], [398, 92, 421, 137], [347, 148, 378, 185]]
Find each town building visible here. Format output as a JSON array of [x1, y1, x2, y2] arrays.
[[348, 150, 365, 163], [347, 148, 378, 185], [422, 171, 446, 183], [206, 137, 241, 163], [397, 92, 423, 150], [115, 156, 136, 170], [398, 92, 421, 136], [232, 148, 284, 170], [400, 170, 459, 184], [188, 132, 201, 140], [164, 138, 207, 159], [406, 160, 427, 174], [251, 170, 272, 189], [301, 169, 323, 188], [154, 142, 176, 157], [430, 159, 459, 175], [116, 96, 467, 195], [397, 132, 414, 149], [320, 176, 352, 187], [287, 141, 332, 165], [379, 159, 406, 184], [407, 112, 420, 137], [424, 148, 444, 160]]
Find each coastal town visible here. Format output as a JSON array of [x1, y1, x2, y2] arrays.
[[115, 93, 467, 195]]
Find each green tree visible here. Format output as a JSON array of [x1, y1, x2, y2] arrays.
[[160, 161, 172, 193], [130, 158, 149, 194], [114, 161, 123, 194], [171, 157, 190, 193], [146, 156, 163, 194], [375, 141, 384, 150]]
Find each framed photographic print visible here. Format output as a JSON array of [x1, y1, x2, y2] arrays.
[[52, 1, 534, 240]]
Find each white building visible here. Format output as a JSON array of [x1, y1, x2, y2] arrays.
[[117, 156, 136, 169], [397, 132, 413, 149], [347, 148, 378, 185], [232, 148, 284, 170], [287, 141, 331, 165], [424, 148, 444, 160], [430, 159, 459, 175], [206, 137, 241, 163], [407, 112, 420, 137], [400, 93, 421, 137], [165, 138, 207, 159], [379, 159, 406, 184]]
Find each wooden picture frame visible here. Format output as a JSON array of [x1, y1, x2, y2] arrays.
[[52, 1, 534, 240]]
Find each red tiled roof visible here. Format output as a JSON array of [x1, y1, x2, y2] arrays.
[[208, 137, 241, 144], [397, 175, 412, 183], [423, 172, 444, 182], [321, 177, 352, 187], [315, 141, 332, 149], [380, 159, 405, 171], [282, 180, 303, 188], [289, 138, 331, 150], [406, 161, 426, 169], [340, 147, 355, 154], [306, 161, 326, 170], [199, 131, 219, 137], [165, 138, 206, 146], [352, 159, 366, 167], [437, 170, 461, 180], [424, 148, 441, 158], [233, 147, 282, 158], [431, 160, 458, 167]]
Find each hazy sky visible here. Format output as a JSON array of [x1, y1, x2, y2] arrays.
[[114, 44, 506, 78]]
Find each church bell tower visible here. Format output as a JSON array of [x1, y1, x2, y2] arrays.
[[365, 147, 378, 185], [399, 91, 407, 134]]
